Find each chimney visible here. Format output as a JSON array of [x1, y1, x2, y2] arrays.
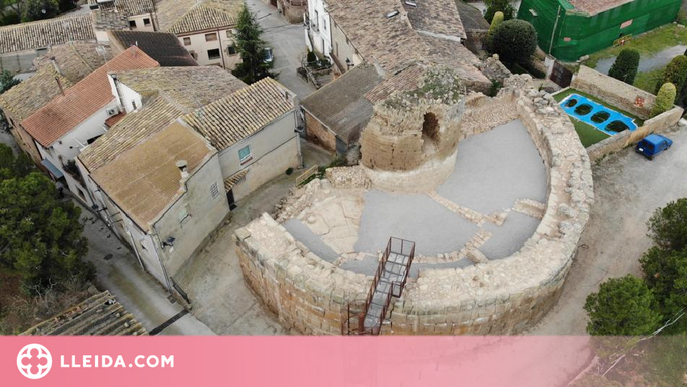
[[50, 57, 62, 75], [176, 160, 189, 180], [55, 76, 65, 96]]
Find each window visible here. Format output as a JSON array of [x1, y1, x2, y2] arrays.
[[207, 48, 221, 60], [183, 37, 191, 46], [178, 205, 190, 224], [129, 20, 137, 28], [210, 182, 219, 198], [190, 51, 198, 60], [227, 45, 236, 55], [313, 10, 319, 30], [143, 18, 151, 26], [205, 33, 218, 42], [76, 188, 86, 200], [238, 145, 252, 164]]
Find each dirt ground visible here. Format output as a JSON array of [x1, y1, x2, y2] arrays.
[[528, 125, 687, 335]]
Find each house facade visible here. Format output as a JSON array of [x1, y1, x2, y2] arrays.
[[305, 0, 332, 59]]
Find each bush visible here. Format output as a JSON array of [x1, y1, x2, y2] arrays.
[[22, 0, 59, 22], [484, 0, 514, 24], [651, 82, 676, 117], [0, 70, 20, 95], [58, 0, 77, 13], [584, 275, 662, 336], [486, 11, 504, 51], [608, 49, 640, 85], [656, 55, 687, 101], [647, 198, 687, 252], [306, 50, 316, 63], [490, 20, 538, 66], [285, 167, 294, 175]]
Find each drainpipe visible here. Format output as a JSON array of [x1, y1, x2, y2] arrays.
[[549, 5, 562, 56]]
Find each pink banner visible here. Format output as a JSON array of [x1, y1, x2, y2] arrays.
[[2, 336, 593, 386]]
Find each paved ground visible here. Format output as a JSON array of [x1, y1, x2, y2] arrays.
[[78, 204, 215, 336], [247, 0, 317, 99], [174, 141, 333, 335], [528, 125, 687, 335], [285, 121, 547, 277], [594, 45, 687, 75]]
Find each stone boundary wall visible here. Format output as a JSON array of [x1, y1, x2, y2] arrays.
[[571, 65, 655, 119], [587, 106, 684, 163], [237, 78, 594, 335]]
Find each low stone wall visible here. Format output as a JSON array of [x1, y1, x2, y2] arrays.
[[237, 76, 594, 335], [587, 106, 684, 163], [571, 66, 655, 119]]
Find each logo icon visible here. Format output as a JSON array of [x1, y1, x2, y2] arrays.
[[17, 344, 52, 380]]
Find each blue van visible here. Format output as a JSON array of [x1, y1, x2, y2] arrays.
[[636, 134, 673, 160]]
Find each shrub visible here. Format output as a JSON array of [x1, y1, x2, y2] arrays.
[[584, 275, 662, 336], [306, 50, 316, 63], [22, 0, 59, 22], [58, 0, 77, 13], [285, 167, 294, 175], [608, 49, 640, 85], [490, 20, 538, 66], [651, 82, 676, 117], [486, 11, 504, 51], [0, 70, 20, 95], [640, 247, 687, 334], [484, 0, 514, 24], [656, 55, 687, 101], [647, 198, 687, 252]]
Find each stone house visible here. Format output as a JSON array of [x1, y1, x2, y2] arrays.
[[19, 47, 159, 206], [156, 0, 243, 69], [89, 0, 157, 42]]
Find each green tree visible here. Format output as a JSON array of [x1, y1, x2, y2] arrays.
[[640, 247, 687, 334], [231, 5, 277, 85], [0, 148, 92, 293], [656, 55, 687, 101], [0, 70, 20, 95], [21, 0, 58, 22], [489, 20, 538, 66], [651, 82, 676, 117], [486, 11, 504, 52], [584, 275, 662, 336], [484, 0, 514, 24], [57, 0, 76, 13], [647, 198, 687, 252], [608, 49, 640, 85]]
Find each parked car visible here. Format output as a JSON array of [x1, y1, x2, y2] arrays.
[[635, 134, 673, 160], [264, 47, 274, 64]]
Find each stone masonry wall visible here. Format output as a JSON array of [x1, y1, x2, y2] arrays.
[[305, 111, 337, 154], [571, 65, 655, 119], [237, 76, 594, 335]]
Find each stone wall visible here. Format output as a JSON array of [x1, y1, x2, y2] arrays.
[[237, 76, 594, 335], [587, 106, 684, 163], [304, 111, 337, 154], [571, 66, 655, 119]]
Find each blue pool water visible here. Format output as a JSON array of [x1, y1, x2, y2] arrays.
[[559, 94, 638, 136]]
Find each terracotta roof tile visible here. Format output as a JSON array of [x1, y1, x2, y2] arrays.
[[0, 66, 73, 123], [404, 0, 466, 40], [157, 0, 242, 35], [91, 123, 214, 230], [33, 42, 113, 84], [21, 46, 159, 147], [0, 14, 95, 54], [182, 78, 294, 150]]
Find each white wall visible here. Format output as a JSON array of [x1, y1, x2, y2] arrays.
[[177, 29, 241, 69], [218, 111, 300, 200], [128, 13, 155, 32], [306, 0, 331, 58]]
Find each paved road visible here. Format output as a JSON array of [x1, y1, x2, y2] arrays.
[[594, 45, 687, 75], [247, 0, 317, 99], [529, 124, 687, 335]]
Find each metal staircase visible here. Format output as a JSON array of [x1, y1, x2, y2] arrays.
[[343, 238, 416, 335]]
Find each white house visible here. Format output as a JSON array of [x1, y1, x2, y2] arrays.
[[305, 0, 332, 59], [20, 47, 159, 205]]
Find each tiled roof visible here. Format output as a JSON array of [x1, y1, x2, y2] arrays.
[[404, 0, 466, 40], [182, 78, 294, 150], [157, 0, 242, 35], [88, 0, 155, 16], [22, 47, 159, 148], [301, 63, 384, 144], [79, 96, 184, 172], [0, 65, 73, 123], [364, 65, 424, 104], [0, 14, 96, 54], [224, 169, 248, 192], [91, 122, 214, 231], [92, 8, 130, 31], [33, 42, 113, 84], [21, 291, 147, 336], [112, 66, 246, 111], [454, 0, 490, 32], [109, 30, 198, 67], [567, 0, 633, 16]]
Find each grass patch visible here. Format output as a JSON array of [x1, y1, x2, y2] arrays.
[[633, 66, 665, 94], [585, 25, 687, 68]]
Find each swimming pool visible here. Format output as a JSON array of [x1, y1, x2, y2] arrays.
[[559, 94, 638, 136]]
